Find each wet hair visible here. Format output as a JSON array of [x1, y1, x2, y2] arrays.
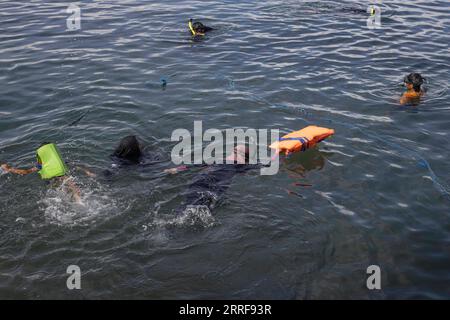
[[112, 135, 142, 162], [404, 73, 425, 93], [192, 21, 213, 34]]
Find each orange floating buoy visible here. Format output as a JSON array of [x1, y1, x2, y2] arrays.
[[270, 125, 334, 156]]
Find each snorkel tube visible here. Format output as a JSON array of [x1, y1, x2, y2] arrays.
[[188, 19, 204, 36]]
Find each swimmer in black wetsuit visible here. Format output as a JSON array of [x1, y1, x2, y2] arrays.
[[105, 135, 167, 175], [188, 18, 214, 36], [165, 145, 260, 213], [74, 135, 165, 178]]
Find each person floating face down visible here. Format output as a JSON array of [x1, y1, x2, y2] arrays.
[[188, 19, 214, 37], [111, 135, 142, 164], [103, 135, 166, 177], [164, 144, 261, 213], [400, 73, 425, 105], [1, 143, 84, 202], [102, 135, 143, 176]]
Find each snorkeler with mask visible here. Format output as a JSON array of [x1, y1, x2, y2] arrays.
[[188, 18, 214, 37], [400, 73, 426, 105]]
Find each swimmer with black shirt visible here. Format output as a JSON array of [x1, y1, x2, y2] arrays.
[[165, 144, 263, 212]]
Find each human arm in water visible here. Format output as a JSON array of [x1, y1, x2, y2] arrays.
[[56, 176, 82, 203], [1, 164, 82, 202], [0, 164, 38, 175], [66, 178, 81, 203], [76, 165, 97, 178], [164, 165, 189, 175], [164, 163, 216, 174]]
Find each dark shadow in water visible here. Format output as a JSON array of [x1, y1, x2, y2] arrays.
[[282, 149, 327, 197], [266, 1, 395, 18]]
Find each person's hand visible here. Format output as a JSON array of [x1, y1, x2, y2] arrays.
[[1, 164, 11, 173], [86, 171, 97, 178], [164, 168, 179, 175]]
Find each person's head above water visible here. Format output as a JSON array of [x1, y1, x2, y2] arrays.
[[113, 135, 142, 162], [188, 19, 213, 36], [404, 73, 425, 93]]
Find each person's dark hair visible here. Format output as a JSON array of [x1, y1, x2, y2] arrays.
[[113, 135, 142, 162], [193, 21, 213, 33], [404, 73, 425, 93]]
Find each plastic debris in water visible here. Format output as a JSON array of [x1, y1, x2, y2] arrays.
[[160, 77, 168, 89], [417, 159, 428, 168]]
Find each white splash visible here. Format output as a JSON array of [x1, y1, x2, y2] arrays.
[[39, 177, 118, 226], [148, 205, 216, 229]]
